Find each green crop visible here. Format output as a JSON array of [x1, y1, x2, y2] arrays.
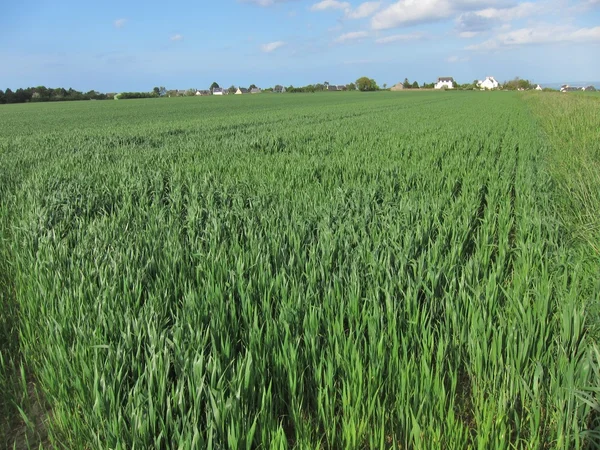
[[0, 92, 598, 449]]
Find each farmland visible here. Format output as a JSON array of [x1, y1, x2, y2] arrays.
[[0, 92, 598, 448]]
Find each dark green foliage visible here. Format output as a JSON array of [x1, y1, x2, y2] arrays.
[[356, 76, 379, 91]]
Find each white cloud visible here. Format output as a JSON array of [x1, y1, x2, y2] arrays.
[[474, 2, 537, 21], [170, 34, 183, 41], [113, 18, 127, 28], [467, 25, 600, 50], [371, 0, 515, 30], [346, 2, 382, 19], [375, 32, 425, 43], [456, 2, 550, 37], [335, 31, 369, 42], [371, 0, 453, 29], [311, 0, 350, 11], [455, 12, 491, 33], [311, 0, 381, 19], [261, 41, 286, 52]]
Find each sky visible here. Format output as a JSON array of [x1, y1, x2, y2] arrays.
[[1, 0, 599, 92]]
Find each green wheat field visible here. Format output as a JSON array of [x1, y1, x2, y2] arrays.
[[1, 91, 599, 449]]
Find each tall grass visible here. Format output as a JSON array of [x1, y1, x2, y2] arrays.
[[523, 92, 600, 257], [0, 92, 598, 448]]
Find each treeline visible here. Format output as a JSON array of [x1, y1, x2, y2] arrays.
[[115, 92, 158, 99], [285, 82, 357, 93], [0, 77, 549, 106], [0, 87, 162, 104], [450, 78, 538, 90], [0, 87, 112, 104]]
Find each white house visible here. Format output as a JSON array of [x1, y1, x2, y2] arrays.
[[560, 85, 581, 92], [535, 85, 543, 91], [212, 88, 224, 95], [434, 77, 454, 89], [235, 88, 249, 94], [479, 76, 499, 90]]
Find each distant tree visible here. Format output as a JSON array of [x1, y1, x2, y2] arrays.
[[412, 81, 419, 89], [383, 83, 387, 90], [356, 77, 378, 92], [33, 86, 49, 100], [14, 88, 31, 103], [186, 89, 196, 96], [159, 86, 166, 96], [210, 82, 220, 91], [314, 83, 324, 91], [502, 77, 533, 91], [347, 82, 356, 91], [4, 88, 15, 103], [249, 84, 257, 90], [0, 89, 4, 104], [53, 88, 67, 99], [452, 80, 458, 89], [228, 85, 236, 94], [153, 87, 160, 96], [403, 78, 411, 89]]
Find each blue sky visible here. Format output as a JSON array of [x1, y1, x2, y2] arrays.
[[1, 0, 599, 91]]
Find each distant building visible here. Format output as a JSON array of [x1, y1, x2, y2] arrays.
[[478, 76, 499, 90], [535, 85, 543, 90], [212, 88, 225, 95], [560, 85, 581, 92], [434, 77, 455, 89], [250, 88, 262, 94], [235, 88, 249, 94], [196, 90, 211, 96], [582, 85, 597, 92], [273, 85, 286, 93], [390, 83, 405, 91]]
